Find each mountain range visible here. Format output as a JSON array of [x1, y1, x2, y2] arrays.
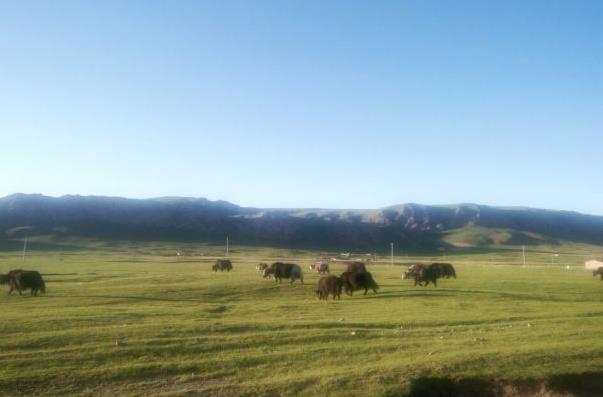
[[1, 193, 602, 250]]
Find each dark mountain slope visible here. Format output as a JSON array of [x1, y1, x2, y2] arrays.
[[1, 194, 602, 249]]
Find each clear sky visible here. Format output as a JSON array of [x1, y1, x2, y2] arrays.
[[1, 1, 602, 213]]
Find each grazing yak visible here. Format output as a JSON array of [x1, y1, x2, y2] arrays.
[[593, 267, 603, 280], [316, 263, 330, 274], [0, 269, 46, 296], [402, 263, 456, 287], [310, 263, 329, 274], [0, 269, 24, 295], [403, 264, 438, 287], [316, 275, 343, 300], [263, 262, 304, 284], [212, 259, 233, 272], [346, 261, 367, 273], [340, 271, 378, 296], [431, 262, 457, 279]]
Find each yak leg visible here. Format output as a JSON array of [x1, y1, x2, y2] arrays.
[[344, 284, 353, 296], [364, 288, 368, 295]]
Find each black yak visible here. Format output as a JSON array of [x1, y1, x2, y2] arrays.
[[263, 262, 303, 284], [402, 264, 438, 287], [316, 276, 343, 300], [310, 262, 330, 274], [317, 263, 330, 274], [431, 262, 456, 279], [593, 267, 603, 280], [0, 269, 23, 294], [346, 262, 367, 273], [340, 271, 378, 296], [212, 259, 233, 272], [0, 269, 46, 296]]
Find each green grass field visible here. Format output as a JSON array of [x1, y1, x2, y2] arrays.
[[0, 242, 602, 396]]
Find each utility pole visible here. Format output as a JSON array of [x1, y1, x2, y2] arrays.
[[390, 242, 394, 266], [522, 246, 526, 267], [22, 237, 28, 261], [226, 236, 229, 257]]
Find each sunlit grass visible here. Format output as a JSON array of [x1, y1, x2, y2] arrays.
[[0, 244, 602, 396]]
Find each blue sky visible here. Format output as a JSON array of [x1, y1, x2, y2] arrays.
[[1, 1, 602, 213]]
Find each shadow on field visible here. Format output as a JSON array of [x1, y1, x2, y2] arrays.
[[43, 273, 80, 276], [40, 294, 221, 303], [437, 288, 588, 303], [374, 287, 589, 303], [368, 291, 458, 300], [391, 372, 603, 397]]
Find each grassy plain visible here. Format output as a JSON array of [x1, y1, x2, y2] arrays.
[[0, 241, 602, 396]]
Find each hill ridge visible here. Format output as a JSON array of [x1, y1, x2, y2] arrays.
[[1, 193, 602, 249]]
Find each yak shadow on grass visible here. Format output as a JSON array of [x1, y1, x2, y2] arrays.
[[13, 280, 284, 304], [436, 287, 591, 303], [378, 287, 589, 303], [38, 293, 235, 304], [366, 290, 458, 300], [42, 273, 80, 276], [391, 372, 603, 397]]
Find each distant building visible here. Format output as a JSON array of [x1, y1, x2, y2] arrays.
[[584, 260, 603, 270]]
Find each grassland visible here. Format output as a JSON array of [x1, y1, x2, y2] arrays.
[[0, 242, 602, 396]]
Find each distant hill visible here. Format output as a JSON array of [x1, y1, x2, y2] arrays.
[[1, 193, 603, 250]]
